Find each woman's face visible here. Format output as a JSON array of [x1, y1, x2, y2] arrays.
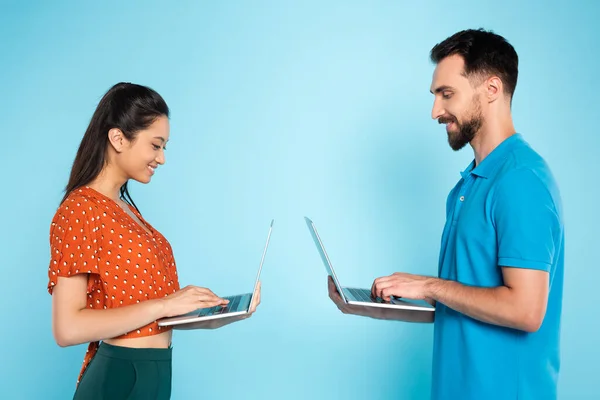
[[115, 116, 170, 184]]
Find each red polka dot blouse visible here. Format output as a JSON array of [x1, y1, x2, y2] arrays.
[[47, 186, 180, 383]]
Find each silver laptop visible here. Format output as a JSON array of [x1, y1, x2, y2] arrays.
[[305, 217, 434, 312], [158, 219, 274, 327]]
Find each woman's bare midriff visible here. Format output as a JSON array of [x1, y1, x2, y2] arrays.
[[104, 330, 172, 348]]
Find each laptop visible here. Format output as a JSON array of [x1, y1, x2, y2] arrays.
[[305, 217, 434, 312], [158, 219, 274, 327]]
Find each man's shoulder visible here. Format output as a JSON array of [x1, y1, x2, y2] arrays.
[[496, 140, 558, 193], [491, 141, 563, 218]]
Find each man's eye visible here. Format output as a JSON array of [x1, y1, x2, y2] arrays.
[[442, 92, 452, 99]]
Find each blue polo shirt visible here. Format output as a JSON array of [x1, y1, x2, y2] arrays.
[[431, 133, 564, 400]]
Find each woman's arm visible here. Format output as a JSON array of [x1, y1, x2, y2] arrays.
[[52, 274, 227, 347]]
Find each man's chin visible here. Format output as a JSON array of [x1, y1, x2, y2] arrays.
[[447, 135, 468, 151], [449, 143, 468, 151]]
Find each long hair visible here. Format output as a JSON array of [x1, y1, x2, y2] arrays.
[[62, 82, 170, 211]]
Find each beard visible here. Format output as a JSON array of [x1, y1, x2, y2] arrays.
[[438, 99, 483, 151]]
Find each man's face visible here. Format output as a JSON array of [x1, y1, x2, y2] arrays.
[[430, 55, 484, 151]]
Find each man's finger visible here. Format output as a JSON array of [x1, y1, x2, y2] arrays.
[[374, 280, 396, 299], [371, 275, 394, 297]]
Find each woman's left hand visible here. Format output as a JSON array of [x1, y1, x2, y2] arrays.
[[248, 281, 261, 314]]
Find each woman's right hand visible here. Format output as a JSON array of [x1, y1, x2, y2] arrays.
[[159, 285, 229, 318]]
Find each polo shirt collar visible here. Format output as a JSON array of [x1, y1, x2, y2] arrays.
[[460, 133, 524, 179]]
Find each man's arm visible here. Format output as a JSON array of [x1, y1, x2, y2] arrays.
[[427, 267, 548, 332], [372, 267, 548, 332]]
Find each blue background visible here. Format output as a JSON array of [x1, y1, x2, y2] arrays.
[[0, 1, 598, 398]]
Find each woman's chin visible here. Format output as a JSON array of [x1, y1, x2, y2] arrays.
[[129, 175, 152, 185]]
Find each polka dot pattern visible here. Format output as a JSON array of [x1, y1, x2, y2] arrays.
[[47, 186, 180, 383]]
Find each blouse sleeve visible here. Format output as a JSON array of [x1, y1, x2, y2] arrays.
[[47, 197, 101, 295]]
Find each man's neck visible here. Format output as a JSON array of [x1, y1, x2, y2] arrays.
[[471, 115, 516, 166]]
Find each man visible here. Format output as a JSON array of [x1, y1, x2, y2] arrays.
[[330, 29, 564, 399]]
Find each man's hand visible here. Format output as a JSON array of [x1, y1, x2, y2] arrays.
[[327, 276, 434, 323], [371, 272, 434, 302]]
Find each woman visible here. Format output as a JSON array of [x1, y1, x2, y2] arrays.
[[47, 82, 260, 399]]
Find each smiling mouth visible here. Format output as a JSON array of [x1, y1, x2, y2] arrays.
[[147, 165, 157, 174], [440, 119, 457, 131]]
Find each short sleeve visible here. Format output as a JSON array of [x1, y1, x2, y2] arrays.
[[47, 198, 101, 294], [492, 168, 562, 272]]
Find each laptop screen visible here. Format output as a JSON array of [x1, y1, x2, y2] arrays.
[[304, 217, 347, 303]]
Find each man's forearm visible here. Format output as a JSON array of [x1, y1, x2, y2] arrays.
[[426, 278, 541, 332]]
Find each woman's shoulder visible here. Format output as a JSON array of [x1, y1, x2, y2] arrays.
[[52, 187, 105, 222]]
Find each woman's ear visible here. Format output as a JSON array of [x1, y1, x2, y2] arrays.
[[107, 128, 126, 153]]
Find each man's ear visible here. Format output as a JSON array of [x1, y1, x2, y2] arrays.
[[108, 128, 126, 153], [485, 76, 503, 103]]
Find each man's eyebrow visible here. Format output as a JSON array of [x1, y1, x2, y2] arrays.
[[430, 85, 454, 94]]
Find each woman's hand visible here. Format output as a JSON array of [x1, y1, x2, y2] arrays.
[[248, 281, 261, 314], [174, 282, 262, 330], [160, 285, 228, 318]]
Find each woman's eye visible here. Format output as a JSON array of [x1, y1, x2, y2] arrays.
[[152, 144, 161, 150]]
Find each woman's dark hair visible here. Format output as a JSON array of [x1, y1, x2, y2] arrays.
[[430, 28, 519, 99], [62, 82, 170, 210]]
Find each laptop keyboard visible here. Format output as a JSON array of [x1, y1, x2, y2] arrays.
[[197, 293, 251, 317], [344, 287, 385, 303]]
